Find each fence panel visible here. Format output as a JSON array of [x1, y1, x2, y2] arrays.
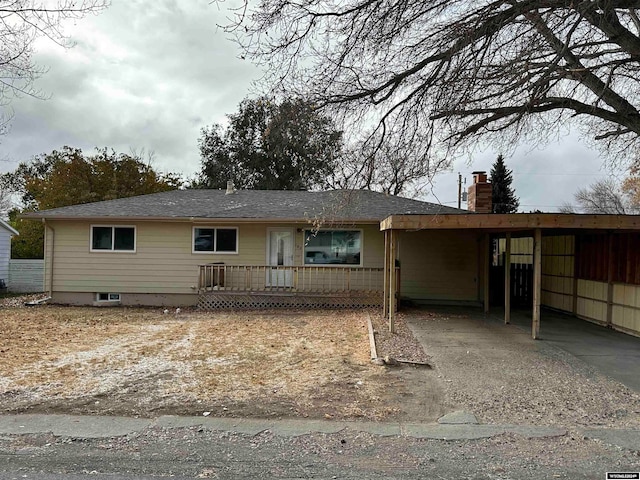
[[8, 259, 45, 293]]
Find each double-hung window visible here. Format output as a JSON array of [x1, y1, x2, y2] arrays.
[[304, 230, 362, 265], [91, 226, 136, 252], [193, 227, 238, 254]]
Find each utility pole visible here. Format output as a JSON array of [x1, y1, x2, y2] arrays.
[[457, 172, 462, 209]]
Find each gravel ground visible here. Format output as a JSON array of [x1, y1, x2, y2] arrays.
[[0, 425, 638, 479], [0, 293, 49, 308], [1, 301, 640, 478], [370, 312, 431, 364]]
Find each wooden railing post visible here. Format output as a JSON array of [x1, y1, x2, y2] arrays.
[[198, 265, 385, 295]]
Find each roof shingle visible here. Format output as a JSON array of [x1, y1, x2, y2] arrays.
[[25, 189, 466, 222]]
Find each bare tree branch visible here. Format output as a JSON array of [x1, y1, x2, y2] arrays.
[[219, 0, 640, 167], [0, 0, 109, 129]]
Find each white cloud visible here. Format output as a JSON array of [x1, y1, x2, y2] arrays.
[[0, 1, 624, 210], [1, 0, 261, 178]]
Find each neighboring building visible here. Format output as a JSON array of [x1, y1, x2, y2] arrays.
[[0, 219, 19, 292]]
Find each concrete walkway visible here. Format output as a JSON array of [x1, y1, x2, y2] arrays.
[[0, 413, 566, 441], [0, 413, 638, 452]]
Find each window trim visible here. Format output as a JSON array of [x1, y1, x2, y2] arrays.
[[192, 226, 239, 254], [95, 293, 121, 302], [90, 225, 137, 253], [303, 228, 364, 267]]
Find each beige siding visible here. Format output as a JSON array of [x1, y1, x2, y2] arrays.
[[48, 220, 384, 296], [497, 236, 533, 264], [576, 279, 608, 323], [539, 233, 640, 336], [399, 230, 479, 302], [612, 284, 640, 334], [541, 235, 575, 312]]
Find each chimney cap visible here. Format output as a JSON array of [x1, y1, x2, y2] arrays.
[[471, 170, 487, 175]]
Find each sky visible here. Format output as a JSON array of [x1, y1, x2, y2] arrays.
[[0, 0, 622, 212]]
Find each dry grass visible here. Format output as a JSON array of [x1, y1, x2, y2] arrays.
[[0, 306, 402, 419]]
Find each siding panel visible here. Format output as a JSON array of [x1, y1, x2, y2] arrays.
[[8, 260, 45, 293], [0, 228, 10, 286], [399, 230, 479, 302], [48, 221, 385, 295]]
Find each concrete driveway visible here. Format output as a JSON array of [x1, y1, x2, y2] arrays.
[[408, 305, 640, 393], [503, 307, 640, 392]]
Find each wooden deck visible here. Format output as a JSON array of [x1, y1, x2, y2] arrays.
[[197, 264, 391, 310]]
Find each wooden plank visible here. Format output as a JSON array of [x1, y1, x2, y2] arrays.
[[607, 232, 614, 326], [366, 313, 378, 360], [572, 234, 579, 314], [388, 230, 397, 333], [380, 213, 640, 232], [532, 228, 542, 339], [505, 233, 511, 324], [383, 230, 390, 318]]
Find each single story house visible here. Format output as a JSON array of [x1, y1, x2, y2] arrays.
[[23, 186, 474, 310], [0, 218, 19, 292], [23, 174, 640, 339]]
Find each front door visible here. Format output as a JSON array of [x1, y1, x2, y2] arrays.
[[267, 228, 294, 287]]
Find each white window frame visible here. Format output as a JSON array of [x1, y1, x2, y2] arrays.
[[303, 228, 364, 267], [95, 293, 121, 302], [192, 226, 239, 254], [90, 225, 137, 253]]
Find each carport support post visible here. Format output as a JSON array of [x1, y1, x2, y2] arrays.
[[505, 233, 511, 324], [388, 229, 397, 333], [532, 228, 542, 339], [383, 230, 390, 318], [483, 233, 490, 314], [606, 232, 614, 327]]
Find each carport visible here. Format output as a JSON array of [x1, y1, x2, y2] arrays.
[[381, 213, 640, 339]]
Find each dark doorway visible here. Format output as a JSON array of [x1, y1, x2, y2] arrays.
[[490, 237, 534, 307]]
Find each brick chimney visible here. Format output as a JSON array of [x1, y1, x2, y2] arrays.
[[467, 171, 492, 213]]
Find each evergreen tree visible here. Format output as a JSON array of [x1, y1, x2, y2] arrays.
[[490, 155, 519, 214]]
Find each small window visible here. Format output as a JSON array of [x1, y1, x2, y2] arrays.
[[91, 226, 136, 252], [96, 293, 120, 302], [304, 230, 362, 265], [193, 227, 238, 254]]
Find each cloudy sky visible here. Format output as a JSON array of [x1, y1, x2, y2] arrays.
[[0, 1, 620, 211]]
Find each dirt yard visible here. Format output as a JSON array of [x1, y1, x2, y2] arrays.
[[0, 304, 444, 421], [4, 300, 638, 429]]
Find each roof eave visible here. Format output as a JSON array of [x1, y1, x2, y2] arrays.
[[23, 214, 383, 224], [0, 218, 19, 236], [380, 213, 640, 231]]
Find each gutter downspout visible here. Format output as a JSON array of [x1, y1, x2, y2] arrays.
[[43, 219, 55, 298]]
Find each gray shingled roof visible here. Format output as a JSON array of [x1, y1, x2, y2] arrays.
[[25, 189, 466, 221]]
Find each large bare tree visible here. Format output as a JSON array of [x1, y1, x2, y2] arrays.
[[223, 1, 640, 167], [561, 178, 638, 213], [1, 0, 108, 132]]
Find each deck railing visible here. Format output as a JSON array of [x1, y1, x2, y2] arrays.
[[198, 264, 386, 293]]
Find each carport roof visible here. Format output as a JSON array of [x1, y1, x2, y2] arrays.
[[380, 213, 640, 232]]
